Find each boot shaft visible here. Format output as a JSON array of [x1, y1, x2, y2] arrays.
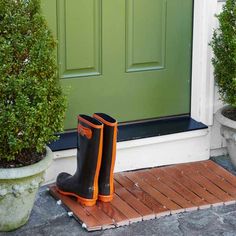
[[93, 113, 117, 197], [76, 115, 104, 199]]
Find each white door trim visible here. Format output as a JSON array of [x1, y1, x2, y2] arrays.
[[191, 0, 218, 126]]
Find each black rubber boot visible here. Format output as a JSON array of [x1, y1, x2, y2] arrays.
[[93, 113, 117, 202], [56, 115, 103, 206]]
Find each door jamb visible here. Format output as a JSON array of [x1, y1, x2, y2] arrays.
[[191, 0, 218, 126]]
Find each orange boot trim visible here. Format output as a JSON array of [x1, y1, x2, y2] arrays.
[[78, 115, 103, 129], [92, 128, 103, 200], [93, 114, 118, 127], [56, 187, 97, 207]]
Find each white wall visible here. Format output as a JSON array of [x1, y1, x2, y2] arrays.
[[210, 1, 227, 156]]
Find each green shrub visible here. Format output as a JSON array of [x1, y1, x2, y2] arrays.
[[210, 0, 236, 108], [0, 0, 66, 161]]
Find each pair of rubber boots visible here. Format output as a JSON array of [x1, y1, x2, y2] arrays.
[[56, 113, 117, 206]]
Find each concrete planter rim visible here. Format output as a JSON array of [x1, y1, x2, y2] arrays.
[[215, 105, 236, 130], [0, 146, 53, 180]]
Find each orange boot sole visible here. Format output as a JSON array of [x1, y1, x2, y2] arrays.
[[56, 187, 97, 207], [98, 194, 114, 203]]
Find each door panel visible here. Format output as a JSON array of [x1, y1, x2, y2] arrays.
[[57, 0, 102, 78], [42, 0, 193, 129], [126, 0, 166, 72]]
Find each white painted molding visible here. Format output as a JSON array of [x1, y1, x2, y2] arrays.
[[191, 0, 218, 126], [115, 130, 210, 173], [52, 129, 209, 160]]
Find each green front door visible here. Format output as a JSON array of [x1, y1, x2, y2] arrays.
[[42, 0, 193, 129]]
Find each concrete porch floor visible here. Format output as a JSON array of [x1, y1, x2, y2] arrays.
[[1, 156, 236, 236]]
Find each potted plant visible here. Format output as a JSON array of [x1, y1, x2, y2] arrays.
[[0, 0, 66, 231], [210, 0, 236, 167]]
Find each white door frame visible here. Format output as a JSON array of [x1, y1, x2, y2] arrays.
[[191, 0, 218, 126]]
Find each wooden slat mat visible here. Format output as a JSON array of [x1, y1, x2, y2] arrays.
[[49, 160, 236, 231]]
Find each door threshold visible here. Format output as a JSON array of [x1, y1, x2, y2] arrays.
[[49, 116, 208, 151]]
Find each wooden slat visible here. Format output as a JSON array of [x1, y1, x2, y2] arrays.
[[115, 174, 170, 217], [192, 162, 236, 198], [164, 166, 220, 206], [202, 160, 236, 188], [49, 186, 102, 231], [84, 205, 115, 230], [124, 172, 183, 214], [111, 194, 142, 223], [150, 168, 207, 207], [136, 170, 197, 211], [114, 180, 155, 220], [176, 164, 235, 204], [97, 201, 129, 227]]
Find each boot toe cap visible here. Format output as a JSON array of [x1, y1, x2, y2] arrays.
[[56, 172, 71, 190]]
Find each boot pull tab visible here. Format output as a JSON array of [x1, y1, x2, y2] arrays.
[[78, 124, 92, 139]]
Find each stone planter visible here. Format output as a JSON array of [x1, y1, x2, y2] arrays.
[[0, 147, 53, 232], [215, 106, 236, 167]]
